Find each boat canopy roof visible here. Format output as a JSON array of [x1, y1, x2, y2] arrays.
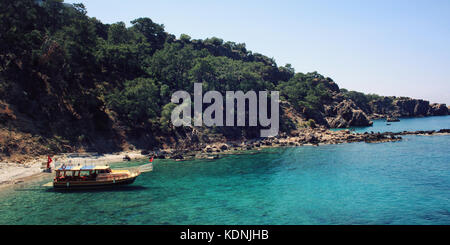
[[56, 165, 110, 171]]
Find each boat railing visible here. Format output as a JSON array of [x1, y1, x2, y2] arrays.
[[51, 157, 153, 176], [53, 159, 110, 169]]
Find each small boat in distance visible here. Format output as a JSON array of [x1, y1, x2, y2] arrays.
[[52, 165, 142, 189]]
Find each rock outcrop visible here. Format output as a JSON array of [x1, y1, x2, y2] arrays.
[[392, 99, 429, 117], [428, 103, 449, 116], [368, 97, 448, 118], [368, 97, 395, 115], [325, 100, 373, 128]]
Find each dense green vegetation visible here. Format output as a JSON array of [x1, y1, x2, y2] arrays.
[[277, 72, 335, 111], [340, 89, 383, 113], [0, 0, 388, 152]]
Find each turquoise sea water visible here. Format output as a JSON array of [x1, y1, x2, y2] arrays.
[[332, 115, 450, 133], [0, 116, 449, 225]]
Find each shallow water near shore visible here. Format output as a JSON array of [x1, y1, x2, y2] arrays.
[[0, 116, 449, 225]]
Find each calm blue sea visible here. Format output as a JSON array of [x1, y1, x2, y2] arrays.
[[333, 115, 450, 133], [0, 116, 449, 224]]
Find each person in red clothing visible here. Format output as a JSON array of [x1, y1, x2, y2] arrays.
[[47, 155, 52, 169]]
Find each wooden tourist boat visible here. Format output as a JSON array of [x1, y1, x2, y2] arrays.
[[52, 164, 143, 190]]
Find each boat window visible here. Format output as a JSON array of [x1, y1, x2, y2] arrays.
[[80, 171, 90, 176]]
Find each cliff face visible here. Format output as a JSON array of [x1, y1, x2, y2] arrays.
[[283, 79, 374, 129], [392, 99, 430, 117], [298, 79, 449, 128], [368, 97, 448, 118], [297, 80, 373, 128], [429, 103, 449, 116]]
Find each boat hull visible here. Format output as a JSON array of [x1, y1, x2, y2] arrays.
[[53, 177, 137, 190]]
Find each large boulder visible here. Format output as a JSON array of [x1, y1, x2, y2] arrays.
[[204, 146, 213, 153], [327, 100, 373, 128], [219, 144, 229, 151], [304, 134, 319, 144], [328, 115, 347, 128]]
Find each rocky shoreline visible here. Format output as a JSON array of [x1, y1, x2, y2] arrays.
[[1, 127, 448, 189], [298, 86, 449, 129], [143, 128, 450, 161]]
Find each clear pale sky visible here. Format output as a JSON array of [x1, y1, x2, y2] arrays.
[[64, 0, 450, 104]]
